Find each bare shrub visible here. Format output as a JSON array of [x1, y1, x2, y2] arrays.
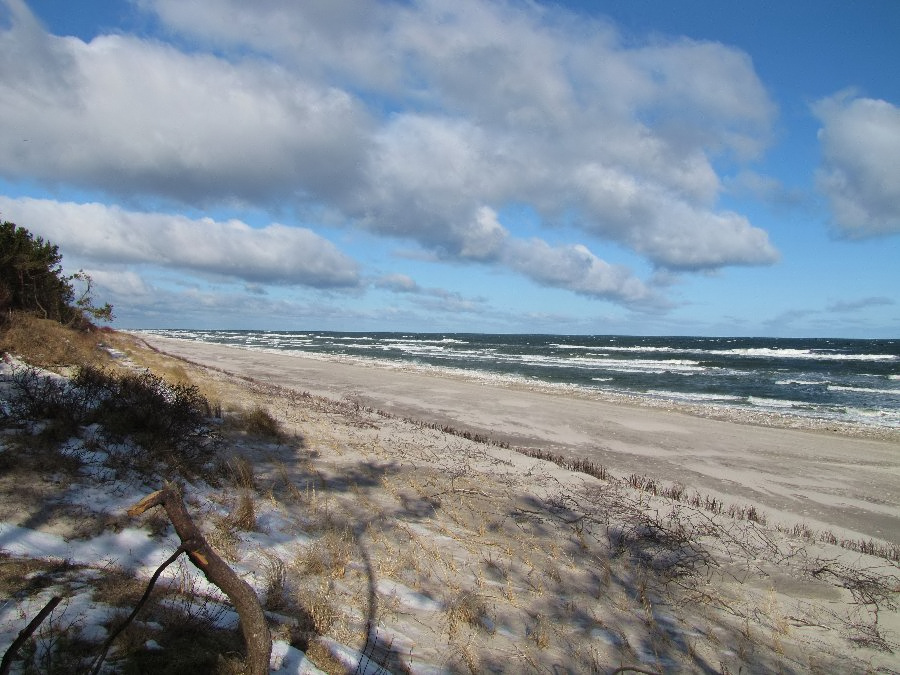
[[94, 369, 215, 469], [5, 361, 218, 479]]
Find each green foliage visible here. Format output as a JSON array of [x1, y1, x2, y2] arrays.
[[0, 221, 112, 327]]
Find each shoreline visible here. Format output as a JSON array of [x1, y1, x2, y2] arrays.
[[135, 333, 900, 544], [136, 332, 900, 442]]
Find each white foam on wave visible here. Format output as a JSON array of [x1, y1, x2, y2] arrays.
[[828, 385, 900, 396], [711, 348, 898, 361], [383, 337, 469, 345], [646, 390, 744, 403], [748, 396, 809, 409], [521, 354, 707, 373], [551, 343, 898, 362]]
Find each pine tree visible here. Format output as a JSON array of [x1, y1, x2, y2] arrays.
[[0, 221, 112, 326]]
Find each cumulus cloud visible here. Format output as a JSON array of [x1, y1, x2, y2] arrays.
[[0, 5, 371, 205], [0, 196, 361, 288], [814, 93, 900, 237], [504, 239, 659, 305], [0, 0, 784, 313]]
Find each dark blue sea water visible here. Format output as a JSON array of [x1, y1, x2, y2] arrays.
[[141, 330, 900, 429]]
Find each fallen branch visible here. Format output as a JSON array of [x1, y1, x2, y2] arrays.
[[127, 484, 272, 674]]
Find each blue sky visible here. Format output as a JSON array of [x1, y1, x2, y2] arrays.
[[1, 0, 898, 337]]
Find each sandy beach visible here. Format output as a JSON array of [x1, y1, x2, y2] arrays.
[[138, 334, 900, 545]]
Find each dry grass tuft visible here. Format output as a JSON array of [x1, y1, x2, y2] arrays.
[[228, 491, 258, 532], [293, 527, 353, 579], [261, 553, 288, 612], [228, 405, 283, 440], [527, 614, 551, 649], [226, 455, 257, 490], [446, 590, 490, 639], [304, 639, 348, 675], [292, 581, 346, 656]]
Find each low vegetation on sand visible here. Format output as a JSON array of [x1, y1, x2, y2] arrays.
[[0, 224, 898, 673]]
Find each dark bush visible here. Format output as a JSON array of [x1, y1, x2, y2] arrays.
[[90, 369, 217, 477], [4, 363, 218, 478]]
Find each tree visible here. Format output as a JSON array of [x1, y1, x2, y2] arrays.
[[0, 221, 112, 326]]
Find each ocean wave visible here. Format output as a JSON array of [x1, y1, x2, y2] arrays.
[[554, 343, 898, 362], [597, 345, 681, 354], [828, 385, 900, 396], [137, 330, 900, 430], [747, 396, 813, 409], [520, 354, 707, 373], [646, 390, 744, 403], [383, 337, 469, 345]]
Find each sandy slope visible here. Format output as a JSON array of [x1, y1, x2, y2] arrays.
[[3, 335, 899, 673], [137, 334, 900, 544]]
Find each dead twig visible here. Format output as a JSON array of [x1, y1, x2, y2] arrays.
[[0, 596, 62, 675], [89, 545, 186, 675]]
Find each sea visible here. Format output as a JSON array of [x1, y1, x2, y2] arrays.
[[140, 330, 900, 430]]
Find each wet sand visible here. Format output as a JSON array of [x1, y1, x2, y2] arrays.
[[137, 334, 900, 543]]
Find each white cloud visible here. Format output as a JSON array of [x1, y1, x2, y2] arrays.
[[814, 93, 900, 237], [504, 239, 658, 305], [0, 0, 784, 314], [0, 197, 361, 288], [83, 268, 153, 299], [0, 7, 371, 205], [373, 272, 485, 314], [143, 2, 776, 269], [571, 164, 779, 268]]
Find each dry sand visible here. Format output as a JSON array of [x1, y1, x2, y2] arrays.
[[137, 334, 900, 545]]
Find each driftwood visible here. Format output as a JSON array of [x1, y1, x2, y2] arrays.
[[127, 485, 272, 674]]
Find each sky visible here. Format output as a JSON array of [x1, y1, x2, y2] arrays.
[[1, 0, 898, 337]]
